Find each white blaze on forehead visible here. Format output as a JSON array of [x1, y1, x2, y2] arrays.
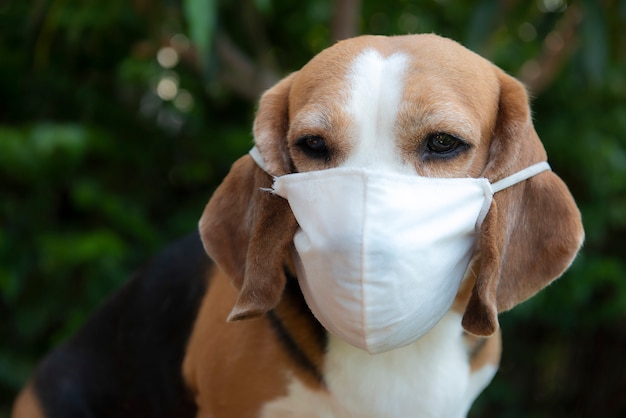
[[343, 49, 411, 172]]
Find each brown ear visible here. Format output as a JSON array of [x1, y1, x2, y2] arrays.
[[253, 72, 298, 176], [199, 74, 298, 321], [462, 68, 584, 336]]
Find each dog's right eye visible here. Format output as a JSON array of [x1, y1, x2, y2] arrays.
[[296, 135, 330, 160]]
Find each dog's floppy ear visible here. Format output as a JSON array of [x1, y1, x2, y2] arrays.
[[253, 72, 297, 176], [462, 68, 584, 336], [199, 74, 298, 321]]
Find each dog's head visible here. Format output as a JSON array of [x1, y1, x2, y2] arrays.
[[199, 34, 584, 336]]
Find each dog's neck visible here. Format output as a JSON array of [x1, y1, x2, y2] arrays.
[[260, 311, 496, 418]]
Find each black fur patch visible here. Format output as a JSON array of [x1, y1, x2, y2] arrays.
[[267, 269, 327, 386], [33, 232, 211, 418]]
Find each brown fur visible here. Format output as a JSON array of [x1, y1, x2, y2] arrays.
[[11, 384, 45, 418], [183, 265, 290, 417], [183, 266, 325, 417]]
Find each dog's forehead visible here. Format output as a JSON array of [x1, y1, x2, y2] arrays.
[[289, 34, 498, 113]]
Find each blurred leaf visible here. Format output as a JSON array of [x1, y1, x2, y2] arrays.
[[38, 230, 126, 273], [183, 0, 217, 71], [0, 349, 32, 389], [580, 0, 609, 85], [465, 0, 499, 52], [255, 0, 272, 14]]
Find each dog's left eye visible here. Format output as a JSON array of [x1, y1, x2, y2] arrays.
[[296, 135, 330, 160], [425, 132, 466, 155]]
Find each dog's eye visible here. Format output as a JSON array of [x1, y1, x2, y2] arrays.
[[296, 135, 330, 160], [426, 132, 463, 154]]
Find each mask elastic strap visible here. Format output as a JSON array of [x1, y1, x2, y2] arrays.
[[491, 161, 551, 193]]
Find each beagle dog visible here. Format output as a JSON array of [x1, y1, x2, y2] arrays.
[[13, 34, 583, 418]]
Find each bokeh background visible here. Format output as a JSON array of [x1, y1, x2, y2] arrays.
[[1, 0, 625, 416]]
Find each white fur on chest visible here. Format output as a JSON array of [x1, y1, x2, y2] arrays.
[[261, 312, 493, 418]]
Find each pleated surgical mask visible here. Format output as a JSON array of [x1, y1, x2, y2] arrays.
[[250, 146, 551, 354]]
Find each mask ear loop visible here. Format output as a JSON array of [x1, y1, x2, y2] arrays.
[[491, 162, 552, 193], [476, 161, 551, 230], [249, 146, 275, 176], [249, 146, 281, 194]]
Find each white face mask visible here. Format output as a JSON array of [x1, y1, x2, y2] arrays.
[[249, 147, 550, 354]]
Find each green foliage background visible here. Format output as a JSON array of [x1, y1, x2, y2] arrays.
[[1, 0, 625, 416]]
